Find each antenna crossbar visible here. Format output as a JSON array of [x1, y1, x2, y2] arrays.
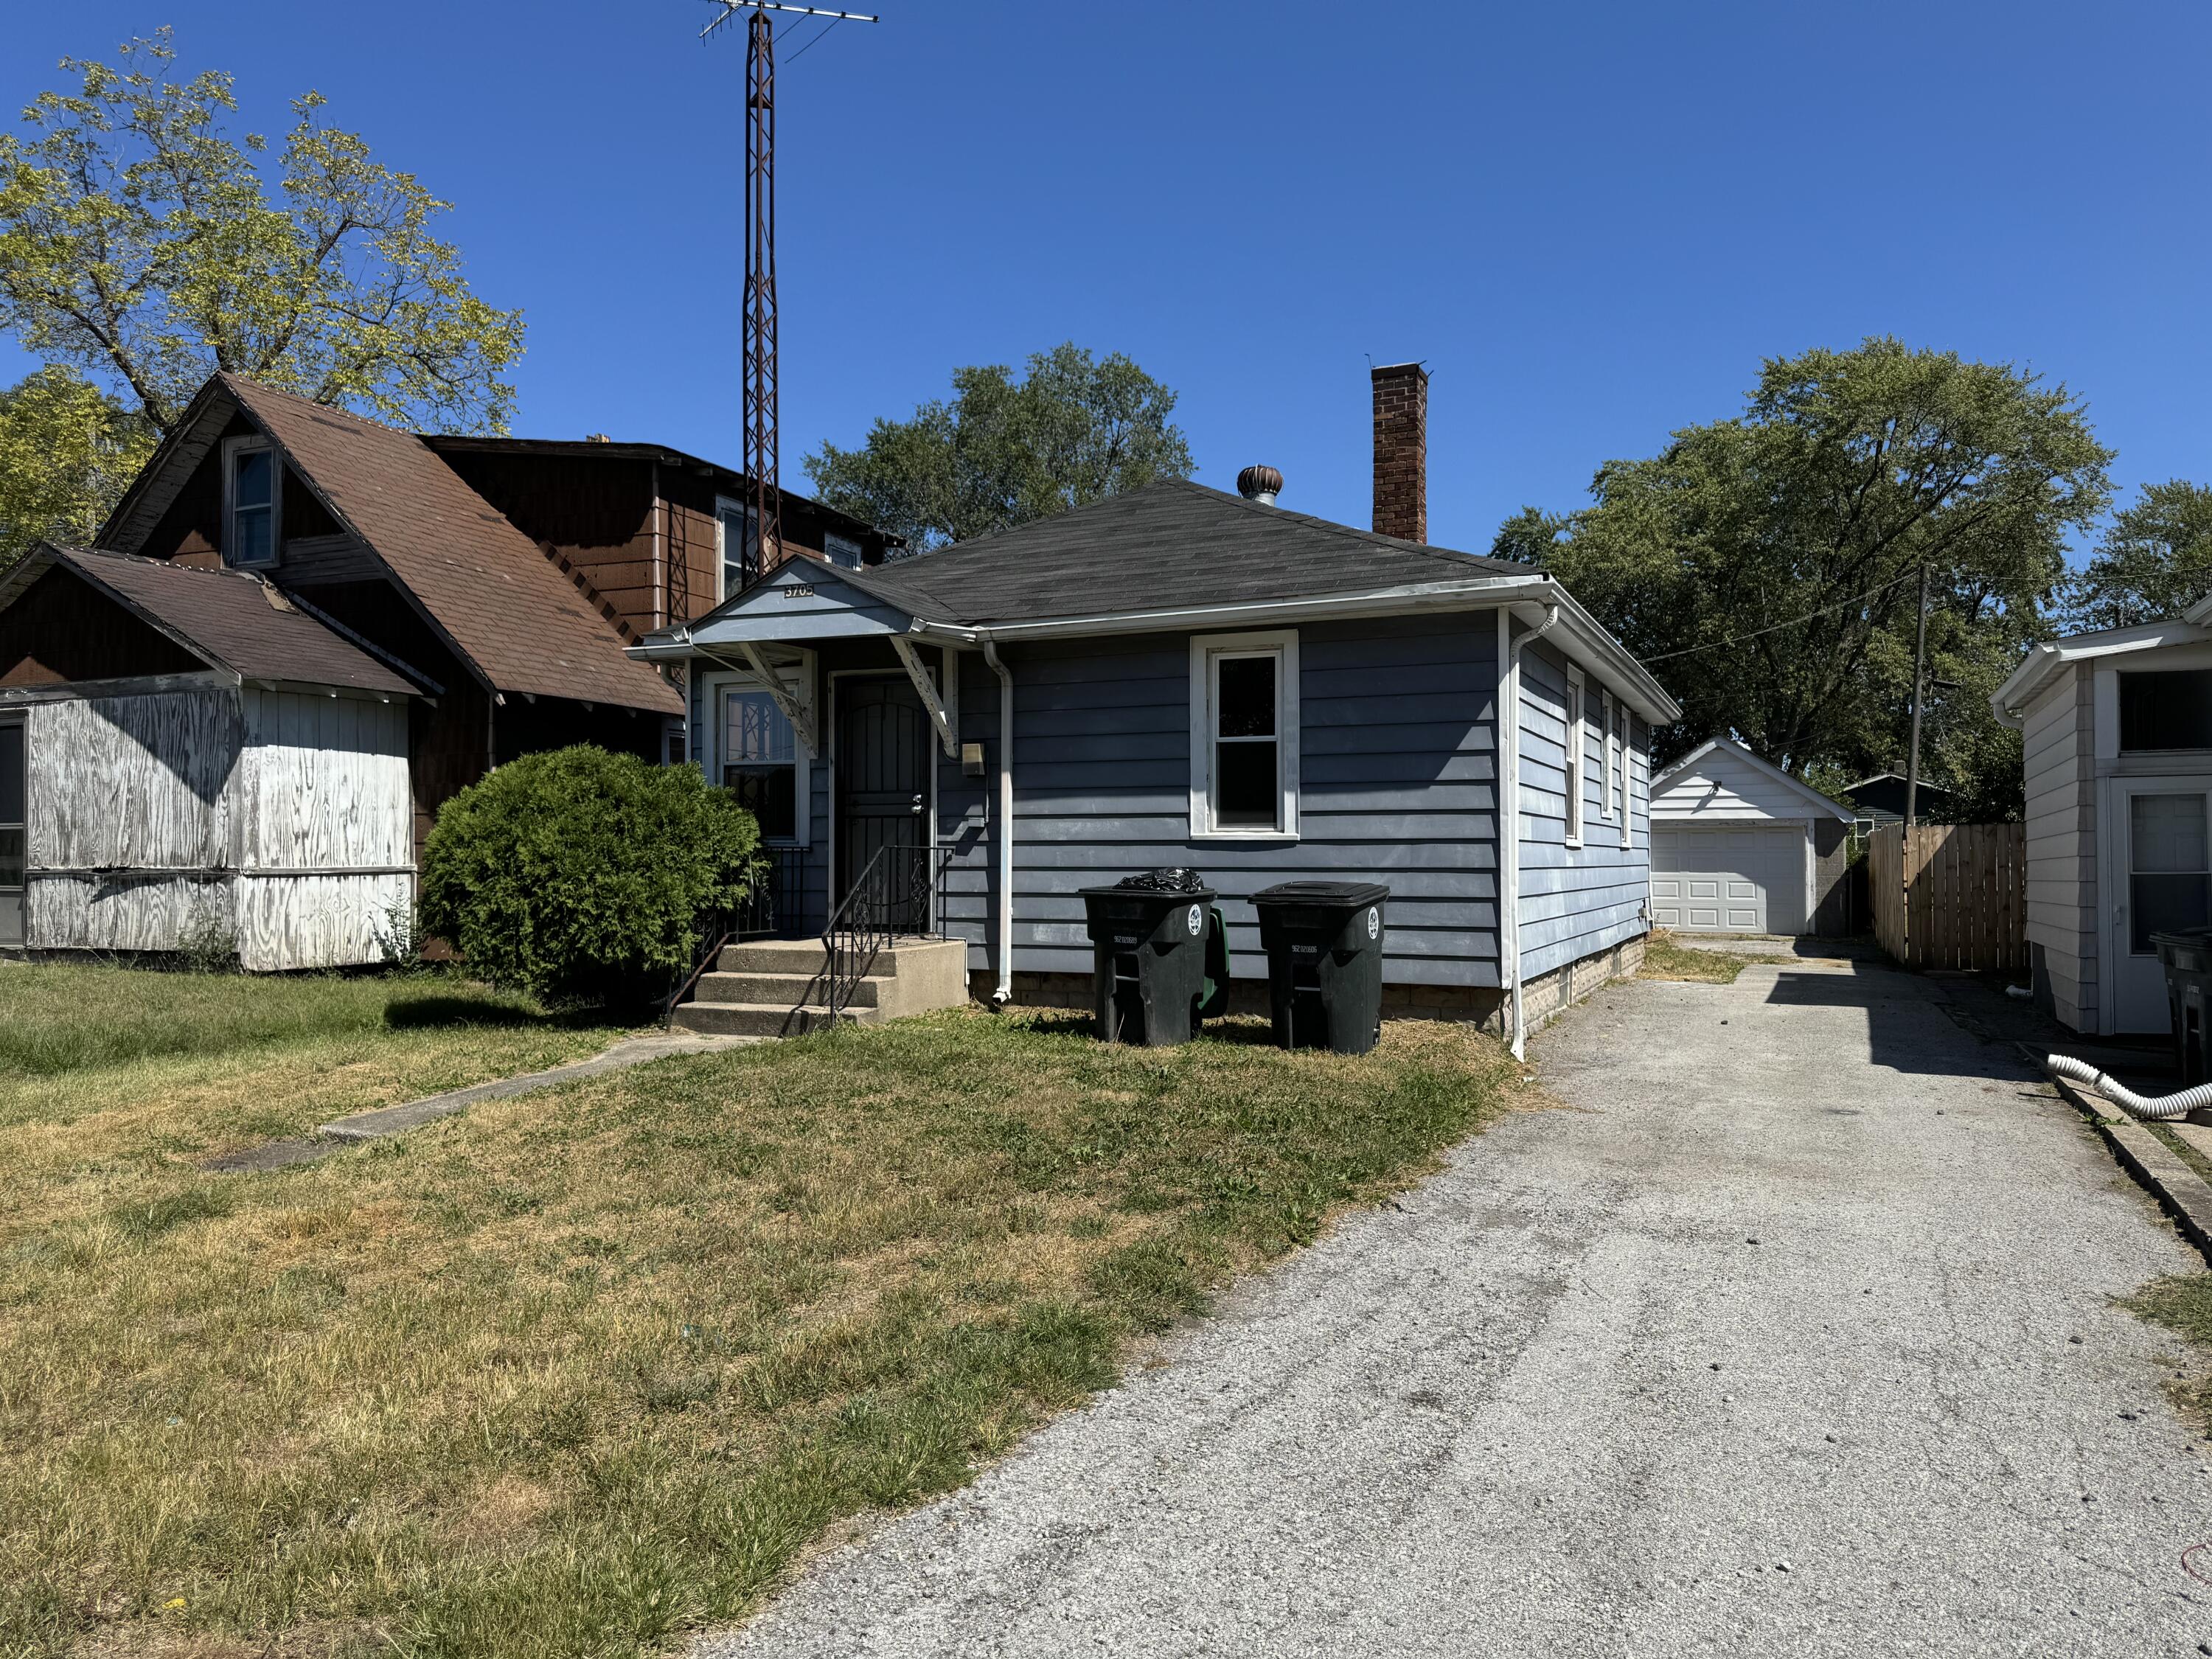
[[701, 1, 878, 38]]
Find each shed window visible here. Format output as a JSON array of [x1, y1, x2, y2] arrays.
[[2129, 792, 2211, 953], [226, 439, 279, 568], [1565, 664, 1586, 846], [723, 689, 797, 840], [824, 532, 863, 571], [2121, 670, 2212, 752], [1189, 630, 1299, 838], [717, 498, 760, 599]]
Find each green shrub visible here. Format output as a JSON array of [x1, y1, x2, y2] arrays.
[[419, 746, 760, 1005]]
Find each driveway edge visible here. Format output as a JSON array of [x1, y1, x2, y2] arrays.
[[2041, 1058, 2212, 1265]]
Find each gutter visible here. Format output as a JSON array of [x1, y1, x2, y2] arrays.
[[981, 636, 1015, 1005], [1501, 601, 1560, 1060]]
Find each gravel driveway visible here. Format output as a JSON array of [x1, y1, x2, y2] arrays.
[[704, 958, 2212, 1658]]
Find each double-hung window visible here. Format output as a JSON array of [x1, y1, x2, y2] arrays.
[[1564, 664, 1586, 847], [224, 437, 279, 568], [723, 686, 799, 840], [1189, 630, 1299, 838]]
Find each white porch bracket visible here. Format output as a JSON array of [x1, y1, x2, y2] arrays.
[[735, 640, 818, 754], [891, 635, 959, 759]]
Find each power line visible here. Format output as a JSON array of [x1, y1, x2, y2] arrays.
[[1638, 566, 1924, 665]]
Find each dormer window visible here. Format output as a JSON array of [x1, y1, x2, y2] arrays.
[[223, 437, 280, 568]]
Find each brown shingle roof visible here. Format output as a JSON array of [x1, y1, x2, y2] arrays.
[[218, 376, 681, 715], [27, 546, 418, 696]]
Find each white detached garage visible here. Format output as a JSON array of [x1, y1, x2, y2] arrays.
[[1649, 739, 1853, 936]]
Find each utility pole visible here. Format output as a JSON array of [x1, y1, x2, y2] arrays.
[[1904, 562, 1930, 827], [700, 1, 878, 591]]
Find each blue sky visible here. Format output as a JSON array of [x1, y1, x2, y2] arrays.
[[7, 1, 2208, 558]]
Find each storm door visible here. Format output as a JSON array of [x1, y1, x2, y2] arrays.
[[835, 676, 932, 932], [0, 718, 24, 949], [2109, 779, 2212, 1033]]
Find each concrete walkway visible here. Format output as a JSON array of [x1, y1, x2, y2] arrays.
[[705, 957, 2212, 1658]]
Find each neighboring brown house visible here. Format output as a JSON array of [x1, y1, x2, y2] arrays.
[[94, 372, 894, 844]]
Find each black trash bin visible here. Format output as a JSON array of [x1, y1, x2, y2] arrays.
[[1080, 874, 1218, 1046], [1251, 881, 1390, 1055], [2152, 927, 2212, 1086]]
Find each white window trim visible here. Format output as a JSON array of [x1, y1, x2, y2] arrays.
[[1189, 628, 1300, 841], [1610, 686, 1628, 823], [823, 531, 864, 571], [221, 434, 282, 568], [1565, 661, 1586, 849], [702, 657, 815, 846], [1620, 709, 1635, 849]]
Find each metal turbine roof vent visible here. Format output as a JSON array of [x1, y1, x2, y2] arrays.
[[1237, 465, 1283, 507]]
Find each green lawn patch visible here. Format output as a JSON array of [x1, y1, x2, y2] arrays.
[[2122, 1273, 2212, 1433], [0, 1004, 1518, 1659]]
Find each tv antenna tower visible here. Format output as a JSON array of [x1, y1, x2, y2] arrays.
[[700, 1, 878, 591]]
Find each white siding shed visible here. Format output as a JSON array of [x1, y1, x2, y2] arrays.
[[1648, 739, 1852, 936]]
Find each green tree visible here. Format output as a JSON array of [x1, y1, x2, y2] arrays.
[[1496, 338, 2112, 817], [0, 365, 153, 567], [2059, 479, 2212, 632], [0, 29, 524, 444], [804, 342, 1195, 550]]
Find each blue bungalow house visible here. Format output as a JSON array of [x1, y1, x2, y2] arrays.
[[632, 366, 1679, 1053]]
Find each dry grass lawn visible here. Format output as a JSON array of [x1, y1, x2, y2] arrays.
[[1638, 930, 1791, 985], [0, 969, 1520, 1659]]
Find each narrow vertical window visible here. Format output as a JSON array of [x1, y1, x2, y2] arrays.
[[723, 687, 797, 839], [1619, 710, 1635, 849], [1565, 666, 1585, 846], [717, 498, 759, 599], [1189, 630, 1300, 838], [226, 439, 279, 568]]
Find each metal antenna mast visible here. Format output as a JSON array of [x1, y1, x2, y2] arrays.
[[702, 1, 878, 592]]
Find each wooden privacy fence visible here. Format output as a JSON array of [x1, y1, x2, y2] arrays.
[[1867, 821, 2027, 971]]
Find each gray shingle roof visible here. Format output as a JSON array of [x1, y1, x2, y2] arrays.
[[817, 479, 1528, 627], [37, 546, 418, 695]]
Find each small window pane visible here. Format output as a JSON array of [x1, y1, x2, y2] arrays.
[[0, 828, 21, 888], [824, 533, 863, 570], [0, 723, 21, 824], [2121, 671, 2212, 752], [721, 506, 759, 595], [2129, 792, 2212, 951], [725, 691, 794, 764], [232, 507, 273, 567], [233, 448, 272, 509], [725, 766, 796, 840], [1217, 655, 1275, 738], [1215, 740, 1277, 827]]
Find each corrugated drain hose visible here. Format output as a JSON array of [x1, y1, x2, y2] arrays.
[[2045, 1054, 2212, 1121]]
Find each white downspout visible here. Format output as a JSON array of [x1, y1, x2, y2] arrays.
[[982, 636, 1015, 1005], [1503, 602, 1560, 1060]]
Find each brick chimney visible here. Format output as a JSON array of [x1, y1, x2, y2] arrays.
[[1371, 361, 1428, 543]]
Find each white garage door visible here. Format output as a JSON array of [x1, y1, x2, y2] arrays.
[[1650, 824, 1807, 934]]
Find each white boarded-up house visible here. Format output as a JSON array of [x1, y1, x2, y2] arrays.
[[1992, 603, 2212, 1034], [1648, 738, 1853, 935], [0, 546, 418, 968]]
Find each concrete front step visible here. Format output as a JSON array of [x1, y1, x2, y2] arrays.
[[672, 936, 970, 1040], [692, 969, 884, 1009], [672, 1000, 884, 1038]]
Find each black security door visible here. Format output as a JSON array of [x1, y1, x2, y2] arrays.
[[837, 677, 931, 931], [0, 720, 24, 949]]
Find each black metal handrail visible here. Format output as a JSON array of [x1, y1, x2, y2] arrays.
[[737, 846, 808, 939], [662, 853, 780, 1030], [821, 842, 951, 1026]]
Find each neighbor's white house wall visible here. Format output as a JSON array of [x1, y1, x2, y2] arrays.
[[1517, 637, 1650, 981], [2021, 664, 2098, 1032]]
